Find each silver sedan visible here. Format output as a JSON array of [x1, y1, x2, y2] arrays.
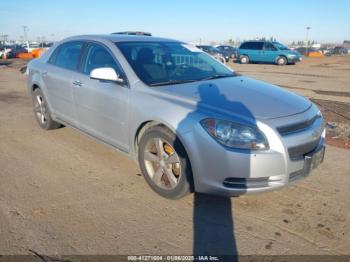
[[27, 35, 326, 199]]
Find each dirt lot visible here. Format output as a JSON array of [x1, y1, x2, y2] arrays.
[[0, 57, 349, 259]]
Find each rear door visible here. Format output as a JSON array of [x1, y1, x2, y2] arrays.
[[44, 41, 84, 125], [241, 42, 263, 61], [252, 42, 264, 61], [72, 42, 130, 151]]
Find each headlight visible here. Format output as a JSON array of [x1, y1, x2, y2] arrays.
[[287, 54, 296, 58], [200, 118, 269, 150]]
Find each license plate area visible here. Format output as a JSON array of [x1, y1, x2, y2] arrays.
[[305, 146, 325, 173], [289, 146, 325, 182]]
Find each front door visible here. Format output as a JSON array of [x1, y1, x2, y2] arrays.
[[72, 42, 130, 151], [262, 42, 278, 63]]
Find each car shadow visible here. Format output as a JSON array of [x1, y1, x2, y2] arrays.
[[233, 60, 295, 66], [176, 81, 256, 259], [193, 193, 237, 260]]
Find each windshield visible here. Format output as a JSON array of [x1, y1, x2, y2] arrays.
[[208, 46, 220, 53], [116, 41, 235, 86], [273, 42, 290, 50]]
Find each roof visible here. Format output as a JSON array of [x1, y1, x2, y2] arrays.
[[242, 40, 273, 43], [112, 31, 152, 36], [63, 34, 179, 43]]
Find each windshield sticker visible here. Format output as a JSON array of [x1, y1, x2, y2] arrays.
[[182, 44, 203, 53]]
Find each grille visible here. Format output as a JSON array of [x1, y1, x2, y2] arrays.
[[277, 115, 319, 136], [223, 177, 270, 189], [288, 137, 321, 161]]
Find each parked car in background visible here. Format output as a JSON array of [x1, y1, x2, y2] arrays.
[[112, 31, 152, 36], [297, 47, 324, 57], [0, 46, 12, 59], [0, 45, 28, 59], [215, 45, 238, 61], [42, 42, 54, 48], [27, 34, 326, 199], [296, 47, 309, 56], [333, 46, 348, 55], [7, 45, 28, 58], [238, 41, 302, 65], [308, 51, 324, 57], [196, 45, 226, 63], [319, 48, 334, 56], [24, 43, 41, 53]]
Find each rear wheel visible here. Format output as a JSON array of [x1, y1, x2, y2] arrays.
[[240, 55, 249, 64], [138, 126, 193, 199], [276, 56, 287, 65], [32, 88, 61, 130]]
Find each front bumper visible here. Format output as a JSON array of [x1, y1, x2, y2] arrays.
[[287, 56, 303, 63], [182, 109, 325, 197]]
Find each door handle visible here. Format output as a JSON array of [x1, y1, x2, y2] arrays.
[[73, 80, 83, 87], [41, 71, 48, 76]]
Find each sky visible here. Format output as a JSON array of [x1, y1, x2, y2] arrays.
[[1, 0, 349, 44]]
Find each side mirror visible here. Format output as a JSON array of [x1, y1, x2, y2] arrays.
[[90, 67, 124, 84]]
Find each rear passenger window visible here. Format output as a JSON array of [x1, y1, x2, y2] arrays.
[[240, 42, 263, 50], [252, 42, 263, 50], [49, 42, 83, 71], [240, 43, 248, 49]]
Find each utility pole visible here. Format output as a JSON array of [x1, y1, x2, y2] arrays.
[[0, 34, 9, 59], [22, 26, 29, 42], [0, 34, 8, 44], [306, 26, 311, 55], [22, 26, 29, 51]]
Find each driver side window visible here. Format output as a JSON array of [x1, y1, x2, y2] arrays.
[[82, 43, 121, 75], [264, 43, 277, 51]]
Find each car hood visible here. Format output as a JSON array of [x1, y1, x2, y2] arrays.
[[286, 50, 301, 56], [157, 76, 311, 120]]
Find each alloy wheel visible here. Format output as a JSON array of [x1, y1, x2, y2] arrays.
[[143, 138, 181, 190], [33, 94, 48, 125]]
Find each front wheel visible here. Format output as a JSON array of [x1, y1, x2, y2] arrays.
[[240, 55, 250, 64], [138, 126, 193, 199], [276, 56, 287, 65]]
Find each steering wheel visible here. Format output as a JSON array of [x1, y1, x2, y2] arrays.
[[170, 64, 191, 78]]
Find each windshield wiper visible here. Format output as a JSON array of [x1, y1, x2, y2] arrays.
[[149, 74, 235, 86], [200, 74, 235, 81], [149, 79, 198, 86]]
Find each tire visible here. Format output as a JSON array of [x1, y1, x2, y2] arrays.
[[138, 126, 193, 199], [240, 55, 249, 64], [276, 56, 287, 65], [215, 55, 225, 64], [32, 88, 61, 130]]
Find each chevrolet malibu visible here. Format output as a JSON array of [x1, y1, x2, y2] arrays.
[[27, 35, 326, 199]]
